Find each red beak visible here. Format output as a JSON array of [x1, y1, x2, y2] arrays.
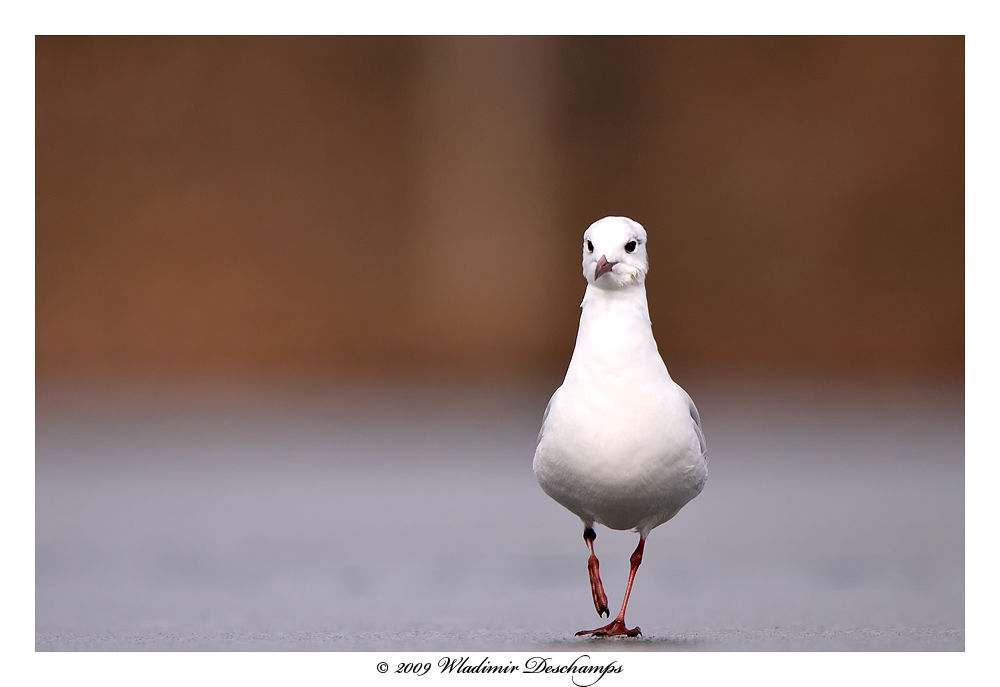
[[595, 255, 617, 280]]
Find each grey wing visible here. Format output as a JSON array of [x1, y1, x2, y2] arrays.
[[678, 386, 707, 459]]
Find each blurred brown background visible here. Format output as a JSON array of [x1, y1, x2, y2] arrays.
[[35, 36, 964, 382]]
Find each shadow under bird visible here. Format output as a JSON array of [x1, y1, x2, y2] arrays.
[[533, 216, 708, 637]]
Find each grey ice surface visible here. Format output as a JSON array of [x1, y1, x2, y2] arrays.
[[35, 377, 964, 651]]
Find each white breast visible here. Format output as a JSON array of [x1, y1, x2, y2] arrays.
[[532, 283, 707, 535]]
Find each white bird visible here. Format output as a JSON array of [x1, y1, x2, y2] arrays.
[[533, 216, 708, 637]]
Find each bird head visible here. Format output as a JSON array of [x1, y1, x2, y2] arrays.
[[581, 216, 649, 289]]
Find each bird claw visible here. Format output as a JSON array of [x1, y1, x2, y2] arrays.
[[575, 619, 642, 638], [592, 593, 608, 618]]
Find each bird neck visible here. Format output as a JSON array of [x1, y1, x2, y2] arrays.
[[579, 282, 652, 328], [571, 282, 660, 368]]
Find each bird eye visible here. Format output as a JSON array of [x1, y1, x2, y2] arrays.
[[625, 240, 637, 253], [586, 240, 594, 253]]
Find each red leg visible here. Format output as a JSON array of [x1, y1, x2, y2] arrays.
[[576, 537, 645, 637], [583, 527, 609, 617]]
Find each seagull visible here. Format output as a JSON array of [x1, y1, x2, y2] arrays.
[[532, 216, 708, 638]]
